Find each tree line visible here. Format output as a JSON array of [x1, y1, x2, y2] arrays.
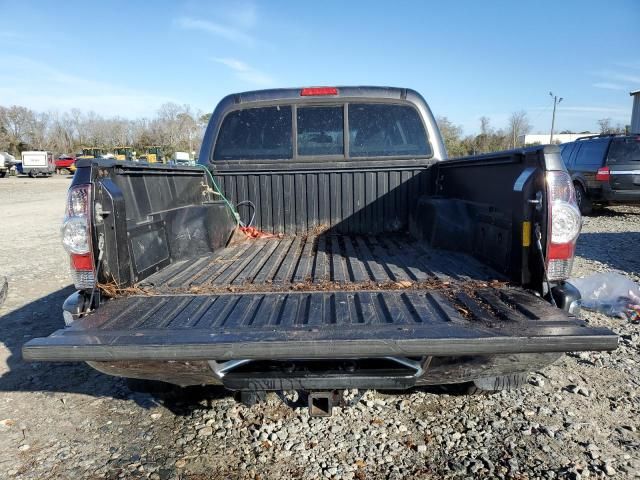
[[437, 111, 535, 158], [438, 112, 630, 158], [1, 102, 628, 160], [0, 103, 211, 158]]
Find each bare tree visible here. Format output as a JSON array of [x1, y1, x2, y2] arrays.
[[1, 106, 35, 155], [598, 118, 612, 134], [475, 116, 493, 153], [597, 118, 625, 135], [507, 111, 532, 148], [29, 112, 51, 150], [0, 106, 8, 151], [157, 102, 183, 148], [49, 111, 74, 152]]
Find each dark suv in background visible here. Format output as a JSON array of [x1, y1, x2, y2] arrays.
[[560, 134, 640, 214]]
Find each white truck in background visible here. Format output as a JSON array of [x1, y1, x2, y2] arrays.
[[171, 151, 194, 165], [21, 151, 55, 177], [0, 152, 16, 178]]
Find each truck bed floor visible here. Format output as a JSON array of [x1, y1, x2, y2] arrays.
[[142, 234, 501, 293]]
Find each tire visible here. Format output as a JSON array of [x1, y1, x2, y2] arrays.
[[28, 170, 38, 178], [0, 170, 6, 178], [574, 183, 592, 216], [466, 373, 528, 395]]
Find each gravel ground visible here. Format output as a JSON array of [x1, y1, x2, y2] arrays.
[[0, 175, 638, 479]]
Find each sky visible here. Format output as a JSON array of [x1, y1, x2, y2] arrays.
[[0, 0, 638, 135]]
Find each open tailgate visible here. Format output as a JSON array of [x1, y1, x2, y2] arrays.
[[23, 287, 617, 362]]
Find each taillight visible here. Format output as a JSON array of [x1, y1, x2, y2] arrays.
[[595, 166, 610, 181], [300, 87, 338, 96], [61, 184, 95, 289], [546, 171, 581, 281]]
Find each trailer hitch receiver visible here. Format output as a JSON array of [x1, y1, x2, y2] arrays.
[[308, 391, 341, 417]]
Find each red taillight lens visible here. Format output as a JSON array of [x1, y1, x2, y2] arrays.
[[595, 167, 610, 181], [300, 87, 338, 96], [61, 184, 95, 289], [71, 253, 93, 271], [546, 171, 582, 280], [548, 242, 575, 260]]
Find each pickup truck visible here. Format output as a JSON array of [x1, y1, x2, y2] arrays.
[[24, 87, 617, 414]]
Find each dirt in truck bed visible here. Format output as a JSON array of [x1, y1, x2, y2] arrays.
[[138, 233, 504, 295], [113, 233, 510, 322]]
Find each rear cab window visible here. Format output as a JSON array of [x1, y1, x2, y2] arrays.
[[213, 102, 431, 161], [349, 104, 429, 157], [297, 106, 344, 156], [213, 106, 292, 160]]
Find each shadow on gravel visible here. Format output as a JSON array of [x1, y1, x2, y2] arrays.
[[586, 207, 640, 218], [0, 286, 143, 404], [576, 232, 640, 273], [143, 385, 233, 415], [0, 285, 237, 411]]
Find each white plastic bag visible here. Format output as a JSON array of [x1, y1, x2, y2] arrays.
[[568, 272, 640, 319]]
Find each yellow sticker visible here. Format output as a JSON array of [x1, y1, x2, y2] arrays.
[[522, 221, 531, 247]]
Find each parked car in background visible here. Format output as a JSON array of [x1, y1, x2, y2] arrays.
[[21, 151, 55, 177], [55, 155, 76, 174], [0, 152, 16, 177], [560, 134, 640, 214]]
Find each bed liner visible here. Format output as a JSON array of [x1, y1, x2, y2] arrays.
[[140, 233, 502, 294], [22, 234, 618, 362]]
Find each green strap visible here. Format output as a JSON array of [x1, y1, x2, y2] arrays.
[[195, 164, 241, 226]]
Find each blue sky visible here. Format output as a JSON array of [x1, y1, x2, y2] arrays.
[[0, 0, 638, 134]]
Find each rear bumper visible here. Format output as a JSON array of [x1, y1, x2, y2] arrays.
[[86, 352, 563, 389], [603, 189, 640, 204]]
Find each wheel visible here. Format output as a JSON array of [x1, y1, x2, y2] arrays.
[[0, 170, 6, 178], [28, 170, 38, 178], [466, 373, 528, 395], [574, 183, 592, 215]]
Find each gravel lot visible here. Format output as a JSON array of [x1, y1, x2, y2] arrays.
[[0, 175, 638, 479]]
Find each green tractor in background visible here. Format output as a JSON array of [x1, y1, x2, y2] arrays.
[[139, 146, 165, 163], [114, 147, 135, 161], [77, 147, 107, 159]]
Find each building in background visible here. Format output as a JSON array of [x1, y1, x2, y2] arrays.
[[631, 89, 640, 134], [518, 133, 599, 145]]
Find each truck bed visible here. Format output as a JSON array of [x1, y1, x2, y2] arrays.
[[141, 233, 500, 293], [23, 234, 617, 362]]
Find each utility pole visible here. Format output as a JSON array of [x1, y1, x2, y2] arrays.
[[549, 92, 563, 143]]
